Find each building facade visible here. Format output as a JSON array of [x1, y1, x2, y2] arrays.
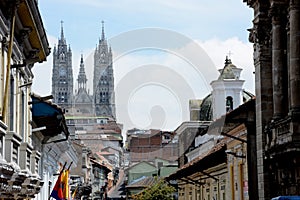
[[244, 0, 300, 199], [126, 129, 178, 165], [0, 0, 51, 199]]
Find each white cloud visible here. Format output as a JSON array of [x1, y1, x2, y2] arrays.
[[112, 36, 254, 132]]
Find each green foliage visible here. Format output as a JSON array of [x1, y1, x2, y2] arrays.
[[131, 178, 176, 200]]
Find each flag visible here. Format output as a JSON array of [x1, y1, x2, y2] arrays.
[[72, 186, 78, 200], [50, 170, 69, 200], [62, 170, 69, 199], [50, 172, 64, 200]]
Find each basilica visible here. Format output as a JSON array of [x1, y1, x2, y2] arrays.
[[51, 22, 116, 119]]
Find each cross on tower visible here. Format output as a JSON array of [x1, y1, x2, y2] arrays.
[[227, 51, 233, 59]]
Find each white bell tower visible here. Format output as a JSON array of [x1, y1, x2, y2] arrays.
[[211, 56, 245, 120]]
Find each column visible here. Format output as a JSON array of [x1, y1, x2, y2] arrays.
[[271, 3, 287, 119], [289, 0, 300, 113]]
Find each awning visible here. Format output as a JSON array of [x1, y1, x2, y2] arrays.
[[30, 93, 69, 143]]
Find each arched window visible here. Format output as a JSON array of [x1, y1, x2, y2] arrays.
[[226, 96, 233, 112]]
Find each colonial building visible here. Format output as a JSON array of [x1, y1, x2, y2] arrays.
[[244, 0, 300, 198], [0, 0, 55, 199]]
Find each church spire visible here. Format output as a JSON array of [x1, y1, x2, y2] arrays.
[[101, 20, 105, 41], [52, 22, 73, 106], [77, 54, 87, 90], [59, 20, 66, 45], [80, 54, 84, 64], [60, 20, 64, 40]]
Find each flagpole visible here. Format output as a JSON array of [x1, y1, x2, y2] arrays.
[[67, 161, 73, 170], [48, 162, 67, 200]]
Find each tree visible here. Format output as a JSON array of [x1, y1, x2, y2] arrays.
[[131, 178, 175, 200]]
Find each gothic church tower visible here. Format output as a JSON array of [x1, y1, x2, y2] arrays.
[[93, 22, 116, 118], [74, 55, 93, 114], [52, 22, 73, 108]]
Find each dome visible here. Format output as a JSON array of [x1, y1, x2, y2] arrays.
[[199, 94, 213, 121], [199, 90, 254, 121]]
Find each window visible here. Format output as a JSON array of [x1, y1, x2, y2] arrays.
[[0, 136, 3, 158], [12, 142, 18, 164], [26, 150, 31, 170], [226, 96, 233, 112], [21, 91, 25, 140], [9, 75, 14, 131], [35, 157, 39, 174]]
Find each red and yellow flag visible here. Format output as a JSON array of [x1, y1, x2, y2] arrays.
[[50, 172, 63, 200], [50, 170, 69, 200]]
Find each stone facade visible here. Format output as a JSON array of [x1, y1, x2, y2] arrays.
[[244, 0, 300, 198]]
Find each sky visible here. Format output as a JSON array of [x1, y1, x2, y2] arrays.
[[32, 0, 254, 133]]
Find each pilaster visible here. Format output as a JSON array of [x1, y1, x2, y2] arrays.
[[289, 0, 300, 113], [289, 0, 300, 141]]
